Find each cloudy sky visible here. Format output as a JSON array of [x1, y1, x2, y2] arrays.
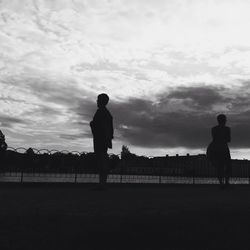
[[1, 0, 250, 158]]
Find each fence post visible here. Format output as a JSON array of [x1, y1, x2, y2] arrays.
[[74, 165, 77, 183], [248, 164, 250, 185], [192, 163, 195, 185], [157, 160, 162, 184], [120, 159, 123, 183], [21, 169, 24, 183]]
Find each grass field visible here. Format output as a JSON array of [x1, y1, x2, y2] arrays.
[[0, 183, 250, 250]]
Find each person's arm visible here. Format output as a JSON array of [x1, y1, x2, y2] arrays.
[[90, 110, 99, 136], [110, 116, 114, 139], [90, 120, 94, 135]]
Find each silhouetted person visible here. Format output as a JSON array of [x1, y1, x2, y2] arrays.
[[0, 130, 7, 150], [207, 114, 231, 186], [0, 130, 7, 151], [0, 130, 7, 168], [90, 93, 113, 188]]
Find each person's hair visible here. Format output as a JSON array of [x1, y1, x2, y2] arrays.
[[217, 114, 226, 124], [98, 93, 109, 106]]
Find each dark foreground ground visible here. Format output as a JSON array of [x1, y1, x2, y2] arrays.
[[1, 183, 250, 250]]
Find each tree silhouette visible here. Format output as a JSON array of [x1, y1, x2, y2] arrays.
[[121, 145, 137, 160]]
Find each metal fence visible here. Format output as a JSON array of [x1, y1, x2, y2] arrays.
[[0, 147, 250, 184]]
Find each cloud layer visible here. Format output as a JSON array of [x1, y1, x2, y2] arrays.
[[109, 83, 250, 149], [1, 0, 250, 157], [70, 83, 250, 154]]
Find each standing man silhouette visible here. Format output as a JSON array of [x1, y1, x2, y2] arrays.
[[207, 114, 231, 187], [90, 93, 113, 188], [0, 130, 7, 166]]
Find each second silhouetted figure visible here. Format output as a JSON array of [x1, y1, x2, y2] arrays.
[[207, 114, 231, 187]]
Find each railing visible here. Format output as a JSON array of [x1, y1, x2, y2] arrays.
[[0, 147, 250, 184]]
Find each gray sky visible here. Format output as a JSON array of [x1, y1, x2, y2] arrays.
[[1, 0, 250, 158]]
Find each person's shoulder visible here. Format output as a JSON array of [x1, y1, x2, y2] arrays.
[[97, 108, 112, 119], [103, 108, 112, 117], [96, 108, 106, 115], [212, 125, 218, 130]]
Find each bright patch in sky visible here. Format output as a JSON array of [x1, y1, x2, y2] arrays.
[[1, 0, 250, 158]]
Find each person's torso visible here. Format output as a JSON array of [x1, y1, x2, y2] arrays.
[[92, 108, 113, 140], [212, 125, 230, 144]]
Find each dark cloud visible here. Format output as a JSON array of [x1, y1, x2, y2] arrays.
[[229, 110, 250, 147], [26, 79, 85, 106], [73, 88, 216, 149], [2, 75, 94, 109], [0, 115, 26, 128], [13, 76, 96, 119], [73, 98, 96, 119], [4, 74, 250, 150], [108, 98, 213, 148], [59, 132, 92, 141], [102, 84, 250, 149], [166, 86, 228, 109]]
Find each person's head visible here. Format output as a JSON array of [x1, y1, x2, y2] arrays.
[[97, 93, 109, 108], [217, 114, 227, 125]]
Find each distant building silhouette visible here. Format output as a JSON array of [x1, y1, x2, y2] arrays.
[[121, 145, 138, 160], [90, 93, 113, 188]]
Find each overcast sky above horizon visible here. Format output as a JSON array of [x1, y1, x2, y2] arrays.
[[1, 0, 250, 158]]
